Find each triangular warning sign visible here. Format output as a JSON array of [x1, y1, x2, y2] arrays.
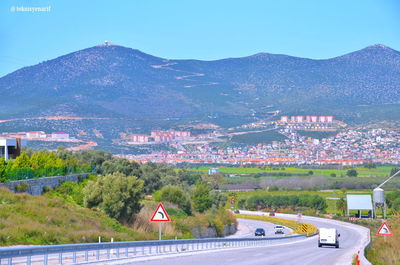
[[377, 222, 392, 235], [150, 203, 170, 222]]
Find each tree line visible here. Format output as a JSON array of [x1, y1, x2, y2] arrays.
[[0, 150, 90, 181], [47, 149, 228, 224], [243, 194, 328, 212]]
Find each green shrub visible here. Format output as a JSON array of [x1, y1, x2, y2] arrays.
[[237, 198, 246, 209], [346, 169, 358, 177], [84, 173, 144, 223], [15, 183, 29, 193], [268, 185, 279, 192], [154, 185, 192, 215], [210, 190, 228, 209], [392, 198, 400, 212], [1, 150, 92, 181], [185, 209, 236, 237], [166, 207, 188, 218], [42, 186, 51, 193], [213, 216, 225, 236], [192, 182, 213, 213]]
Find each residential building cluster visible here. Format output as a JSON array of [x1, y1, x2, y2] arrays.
[[124, 130, 191, 144], [280, 115, 334, 123], [275, 115, 342, 131], [124, 129, 400, 165], [0, 131, 71, 141]]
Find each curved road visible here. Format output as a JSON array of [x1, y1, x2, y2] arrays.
[[227, 218, 293, 238], [106, 211, 370, 265]]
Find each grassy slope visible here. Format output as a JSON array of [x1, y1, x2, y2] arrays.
[[0, 187, 157, 246], [0, 186, 237, 246], [365, 215, 400, 265]]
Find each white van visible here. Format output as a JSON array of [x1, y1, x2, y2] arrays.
[[318, 228, 340, 248], [274, 225, 284, 234]]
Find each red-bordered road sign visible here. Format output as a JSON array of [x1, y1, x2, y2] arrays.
[[377, 222, 392, 235], [150, 203, 170, 222]]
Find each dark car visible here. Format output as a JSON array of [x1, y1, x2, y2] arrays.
[[233, 210, 240, 214], [255, 228, 266, 236]]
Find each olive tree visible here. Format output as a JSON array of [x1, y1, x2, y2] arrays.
[[210, 190, 228, 209], [346, 169, 358, 177], [84, 173, 144, 223], [154, 185, 192, 215], [336, 197, 347, 216], [192, 182, 213, 213]]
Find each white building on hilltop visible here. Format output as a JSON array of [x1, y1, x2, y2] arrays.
[[51, 132, 69, 140]]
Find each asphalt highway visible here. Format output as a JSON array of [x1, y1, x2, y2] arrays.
[[108, 212, 369, 265], [226, 218, 293, 238]]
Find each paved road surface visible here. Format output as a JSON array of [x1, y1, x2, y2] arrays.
[[107, 212, 369, 265], [227, 218, 293, 238]]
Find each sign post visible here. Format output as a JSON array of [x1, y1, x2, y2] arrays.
[[377, 221, 392, 242], [150, 203, 171, 240], [159, 222, 162, 241]]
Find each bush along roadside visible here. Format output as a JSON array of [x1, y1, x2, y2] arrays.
[[185, 208, 237, 238], [128, 203, 237, 239]]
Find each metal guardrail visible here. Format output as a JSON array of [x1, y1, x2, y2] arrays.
[[0, 235, 306, 265]]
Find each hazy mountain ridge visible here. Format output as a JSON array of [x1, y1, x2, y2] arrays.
[[0, 44, 399, 124]]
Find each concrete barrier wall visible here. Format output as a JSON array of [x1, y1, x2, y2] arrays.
[[0, 173, 89, 195]]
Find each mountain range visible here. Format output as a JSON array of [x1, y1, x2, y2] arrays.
[[1, 43, 399, 126]]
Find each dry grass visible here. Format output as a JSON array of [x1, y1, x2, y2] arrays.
[[0, 187, 157, 246], [131, 206, 178, 236], [130, 204, 237, 238], [185, 209, 237, 236], [365, 215, 400, 265], [0, 187, 238, 246]]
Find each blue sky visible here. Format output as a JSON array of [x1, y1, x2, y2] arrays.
[[0, 0, 399, 77]]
